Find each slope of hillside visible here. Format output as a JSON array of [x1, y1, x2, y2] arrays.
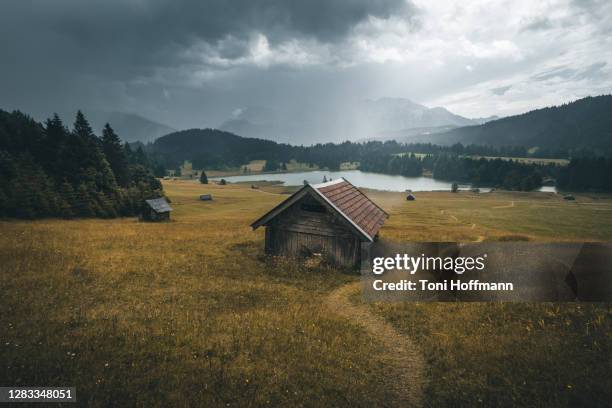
[[151, 128, 292, 168], [430, 95, 612, 150]]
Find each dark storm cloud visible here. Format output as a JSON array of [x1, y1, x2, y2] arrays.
[[0, 0, 416, 121], [1, 0, 610, 132], [1, 0, 413, 74]]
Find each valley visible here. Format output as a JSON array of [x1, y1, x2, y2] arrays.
[[1, 180, 610, 406]]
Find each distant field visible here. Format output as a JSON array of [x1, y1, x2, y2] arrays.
[[340, 161, 360, 170], [1, 181, 610, 406], [394, 152, 429, 159], [206, 159, 318, 177], [464, 155, 570, 165], [285, 159, 318, 172], [365, 189, 612, 242], [245, 159, 266, 172], [394, 152, 570, 166]]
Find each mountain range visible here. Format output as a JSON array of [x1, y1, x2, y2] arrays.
[[154, 95, 612, 165], [51, 95, 612, 154], [88, 111, 176, 144], [420, 95, 612, 151], [219, 98, 494, 144]]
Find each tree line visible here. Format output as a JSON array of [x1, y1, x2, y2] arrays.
[[359, 152, 550, 191], [557, 157, 612, 191], [152, 126, 612, 192], [0, 109, 164, 218], [359, 151, 612, 192], [430, 155, 548, 191]]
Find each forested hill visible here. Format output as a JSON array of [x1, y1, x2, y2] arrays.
[[431, 95, 612, 153], [150, 128, 294, 169], [0, 109, 163, 219]]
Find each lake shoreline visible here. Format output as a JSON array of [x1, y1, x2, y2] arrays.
[[210, 169, 556, 194]]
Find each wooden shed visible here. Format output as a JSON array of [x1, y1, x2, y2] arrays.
[[251, 178, 388, 268], [142, 197, 173, 221]]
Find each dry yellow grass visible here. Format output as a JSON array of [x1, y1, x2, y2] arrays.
[[365, 189, 612, 242], [339, 162, 360, 170], [1, 180, 611, 406], [360, 189, 612, 407], [0, 181, 394, 406]]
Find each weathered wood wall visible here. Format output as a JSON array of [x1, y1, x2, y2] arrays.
[[264, 195, 361, 268], [142, 209, 170, 222]]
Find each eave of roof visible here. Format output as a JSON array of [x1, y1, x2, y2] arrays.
[[251, 178, 387, 242]]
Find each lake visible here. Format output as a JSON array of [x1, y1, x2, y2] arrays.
[[214, 169, 558, 193], [214, 170, 476, 192]]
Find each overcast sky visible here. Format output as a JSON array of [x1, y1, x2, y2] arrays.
[[1, 0, 611, 129]]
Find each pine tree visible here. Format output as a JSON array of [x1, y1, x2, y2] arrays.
[[43, 113, 68, 176], [101, 123, 130, 187], [134, 146, 149, 166], [71, 111, 118, 192], [199, 171, 208, 184]]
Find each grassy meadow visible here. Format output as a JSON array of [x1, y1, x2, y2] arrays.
[[464, 155, 570, 166], [1, 179, 611, 406]]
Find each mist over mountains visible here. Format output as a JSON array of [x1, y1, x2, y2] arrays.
[[219, 98, 489, 144], [154, 95, 612, 162], [47, 111, 176, 144], [85, 112, 176, 144]]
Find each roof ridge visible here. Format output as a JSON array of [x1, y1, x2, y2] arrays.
[[311, 177, 345, 188]]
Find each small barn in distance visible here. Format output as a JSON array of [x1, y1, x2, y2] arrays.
[[251, 178, 388, 268], [142, 197, 173, 221]]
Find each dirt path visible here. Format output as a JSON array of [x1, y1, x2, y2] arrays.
[[492, 200, 515, 209], [325, 282, 426, 407]]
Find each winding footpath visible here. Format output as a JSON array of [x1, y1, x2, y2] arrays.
[[325, 282, 426, 407]]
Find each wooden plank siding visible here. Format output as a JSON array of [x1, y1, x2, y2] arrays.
[[264, 196, 361, 268]]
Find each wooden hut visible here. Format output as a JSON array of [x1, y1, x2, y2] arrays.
[[142, 197, 172, 221], [251, 178, 388, 268]]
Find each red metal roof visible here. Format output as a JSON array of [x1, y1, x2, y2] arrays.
[[314, 178, 388, 240]]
